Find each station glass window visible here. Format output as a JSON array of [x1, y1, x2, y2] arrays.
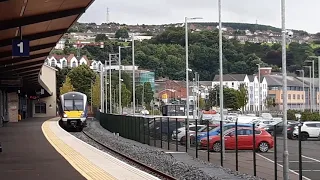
[[35, 102, 46, 114]]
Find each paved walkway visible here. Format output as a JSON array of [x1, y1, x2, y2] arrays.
[[0, 117, 85, 180]]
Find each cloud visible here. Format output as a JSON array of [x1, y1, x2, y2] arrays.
[[79, 0, 320, 33]]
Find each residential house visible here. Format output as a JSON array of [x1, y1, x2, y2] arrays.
[[45, 54, 103, 72], [212, 74, 268, 111]]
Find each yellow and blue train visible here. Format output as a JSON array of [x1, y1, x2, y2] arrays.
[[59, 91, 88, 131]]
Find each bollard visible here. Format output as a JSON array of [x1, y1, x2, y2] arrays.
[[235, 121, 238, 171], [195, 118, 198, 158], [253, 123, 257, 176], [207, 120, 210, 162], [0, 142, 2, 152], [298, 122, 302, 180], [175, 118, 178, 151], [274, 125, 277, 180]]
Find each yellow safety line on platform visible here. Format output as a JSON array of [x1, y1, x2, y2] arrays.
[[42, 119, 116, 180]]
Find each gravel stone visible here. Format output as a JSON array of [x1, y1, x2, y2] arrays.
[[80, 119, 265, 180]]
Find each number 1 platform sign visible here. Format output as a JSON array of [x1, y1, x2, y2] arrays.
[[12, 39, 30, 57]]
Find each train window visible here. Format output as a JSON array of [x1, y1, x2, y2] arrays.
[[64, 100, 73, 110], [35, 102, 46, 114], [74, 100, 84, 110]]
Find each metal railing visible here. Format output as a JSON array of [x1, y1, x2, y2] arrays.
[[97, 112, 307, 180]]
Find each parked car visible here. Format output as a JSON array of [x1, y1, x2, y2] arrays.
[[172, 125, 205, 143], [293, 121, 320, 141], [149, 118, 185, 139], [196, 123, 252, 142], [180, 124, 219, 145], [287, 122, 299, 139], [263, 120, 298, 136], [200, 127, 274, 152]]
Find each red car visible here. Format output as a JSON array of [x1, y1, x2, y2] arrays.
[[200, 127, 274, 153]]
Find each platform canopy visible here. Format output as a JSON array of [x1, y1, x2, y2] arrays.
[[0, 0, 94, 93]]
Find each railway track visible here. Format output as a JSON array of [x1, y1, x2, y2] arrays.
[[81, 130, 177, 180]]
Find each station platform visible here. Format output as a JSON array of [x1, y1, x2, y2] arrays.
[[0, 117, 159, 180], [0, 117, 85, 180]]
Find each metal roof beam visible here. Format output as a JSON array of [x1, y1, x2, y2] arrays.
[[0, 7, 85, 30], [0, 52, 48, 66], [1, 64, 43, 74], [14, 68, 40, 76], [0, 28, 68, 48], [7, 65, 42, 75], [0, 42, 56, 59], [0, 60, 44, 72]]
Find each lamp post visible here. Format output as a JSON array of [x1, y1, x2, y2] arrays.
[[257, 64, 261, 117], [185, 16, 203, 149], [118, 46, 130, 114], [305, 60, 314, 112], [218, 0, 225, 161], [132, 33, 136, 115], [304, 66, 312, 110], [281, 0, 289, 179], [109, 53, 118, 114], [100, 67, 104, 113], [296, 70, 305, 111]]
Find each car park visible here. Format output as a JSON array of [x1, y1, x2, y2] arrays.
[[196, 123, 252, 143], [200, 127, 274, 152]]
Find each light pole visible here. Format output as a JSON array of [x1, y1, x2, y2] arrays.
[[100, 67, 104, 113], [108, 53, 118, 114], [118, 46, 130, 114], [132, 33, 136, 115], [281, 0, 289, 179], [296, 70, 305, 112], [257, 64, 261, 116], [218, 0, 225, 161], [185, 16, 203, 149], [304, 66, 312, 110], [305, 60, 314, 112]]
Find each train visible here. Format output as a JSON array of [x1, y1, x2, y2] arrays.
[[58, 91, 88, 131]]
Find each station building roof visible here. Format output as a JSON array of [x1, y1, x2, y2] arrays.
[[0, 0, 94, 94]]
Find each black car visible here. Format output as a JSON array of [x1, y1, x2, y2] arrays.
[[287, 122, 299, 139], [263, 120, 298, 136], [264, 122, 283, 135]]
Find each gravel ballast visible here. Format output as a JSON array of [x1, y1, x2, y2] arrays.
[[78, 119, 265, 180]]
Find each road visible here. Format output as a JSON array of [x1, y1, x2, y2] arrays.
[[259, 136, 320, 180]]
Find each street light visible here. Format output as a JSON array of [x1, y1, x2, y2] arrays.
[[218, 0, 225, 163], [305, 60, 315, 112], [281, 0, 289, 179], [296, 70, 305, 111], [118, 46, 131, 114], [185, 16, 203, 149], [109, 53, 118, 114], [304, 66, 312, 110], [132, 33, 136, 115], [307, 56, 320, 114], [256, 64, 261, 117]]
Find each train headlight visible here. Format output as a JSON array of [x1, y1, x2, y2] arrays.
[[63, 114, 67, 118]]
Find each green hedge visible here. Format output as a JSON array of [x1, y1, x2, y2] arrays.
[[287, 109, 320, 121]]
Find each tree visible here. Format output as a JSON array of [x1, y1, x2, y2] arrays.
[[60, 76, 74, 95], [56, 67, 71, 98], [237, 83, 248, 112], [199, 98, 205, 110], [115, 27, 129, 39], [135, 82, 153, 107], [209, 85, 241, 110], [67, 65, 96, 102], [92, 75, 101, 109], [95, 34, 108, 42]]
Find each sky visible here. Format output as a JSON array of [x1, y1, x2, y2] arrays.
[[79, 0, 320, 33]]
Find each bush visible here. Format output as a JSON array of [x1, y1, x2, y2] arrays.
[[300, 111, 320, 121], [287, 110, 298, 120]]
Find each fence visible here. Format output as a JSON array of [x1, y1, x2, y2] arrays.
[[97, 112, 307, 180]]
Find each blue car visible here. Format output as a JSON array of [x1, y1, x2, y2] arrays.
[[196, 123, 252, 142]]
